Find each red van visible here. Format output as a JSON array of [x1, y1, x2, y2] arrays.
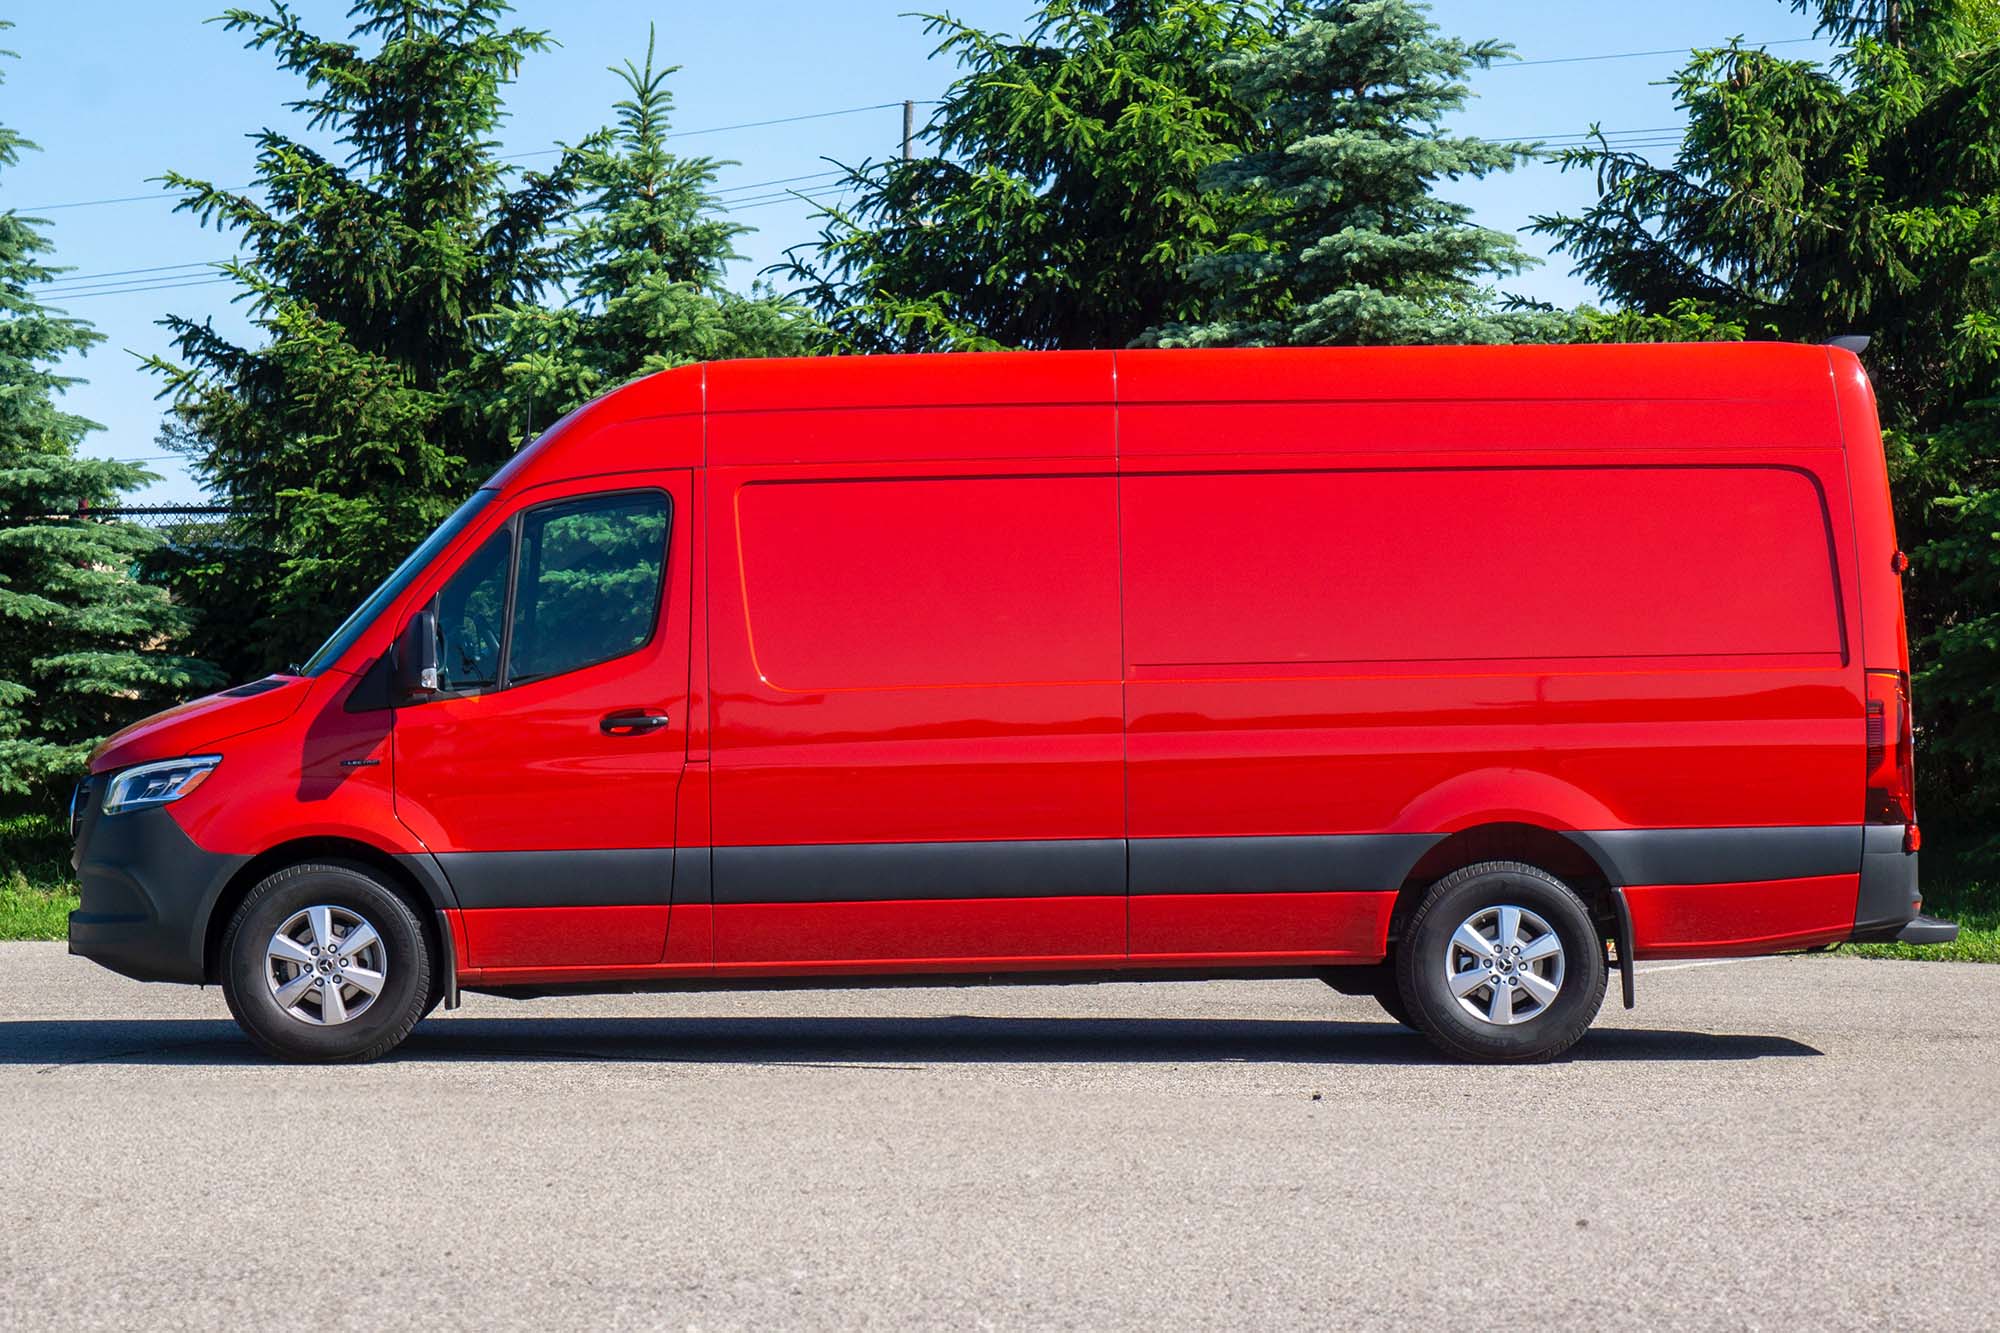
[[68, 345, 1953, 1063]]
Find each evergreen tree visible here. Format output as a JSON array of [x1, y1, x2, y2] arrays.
[[0, 31, 218, 813], [1532, 0, 2000, 844], [779, 0, 1306, 352], [147, 1, 588, 678], [472, 27, 815, 445], [1148, 0, 1552, 347]]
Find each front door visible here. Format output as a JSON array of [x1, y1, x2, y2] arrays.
[[392, 471, 693, 969]]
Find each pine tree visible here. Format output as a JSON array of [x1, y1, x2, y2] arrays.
[[779, 0, 1306, 352], [0, 30, 218, 814], [1532, 0, 2000, 845], [147, 1, 588, 678], [471, 27, 815, 445], [1148, 0, 1553, 347]]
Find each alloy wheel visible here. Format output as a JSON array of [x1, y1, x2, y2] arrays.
[[263, 905, 388, 1027], [1443, 903, 1566, 1026]]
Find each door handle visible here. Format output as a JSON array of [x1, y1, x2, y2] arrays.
[[600, 710, 671, 736]]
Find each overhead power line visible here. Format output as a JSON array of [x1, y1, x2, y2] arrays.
[[41, 188, 865, 301], [19, 35, 1831, 216], [38, 169, 859, 292], [38, 259, 216, 283], [38, 113, 1696, 304], [1493, 36, 1819, 69], [18, 101, 908, 213], [29, 32, 1788, 303], [45, 276, 237, 302]]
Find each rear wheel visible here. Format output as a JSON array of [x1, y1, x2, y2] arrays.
[[1395, 861, 1607, 1063], [219, 861, 432, 1062]]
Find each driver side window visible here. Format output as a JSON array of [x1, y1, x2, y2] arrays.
[[419, 487, 671, 697], [434, 526, 511, 692]]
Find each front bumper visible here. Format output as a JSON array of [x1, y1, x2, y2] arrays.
[[1849, 824, 1958, 945], [67, 780, 249, 984]]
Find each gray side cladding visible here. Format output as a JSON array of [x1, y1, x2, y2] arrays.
[[431, 827, 1866, 910], [1562, 825, 1863, 886]]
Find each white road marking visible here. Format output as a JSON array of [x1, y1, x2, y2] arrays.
[[1634, 956, 1781, 975]]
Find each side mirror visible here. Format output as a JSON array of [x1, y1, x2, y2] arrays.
[[397, 606, 440, 699]]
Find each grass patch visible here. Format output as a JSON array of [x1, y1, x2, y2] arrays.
[[1845, 924, 2000, 964], [0, 812, 77, 942], [1844, 846, 2000, 963]]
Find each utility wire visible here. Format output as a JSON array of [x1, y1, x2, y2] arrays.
[[1492, 36, 1818, 69], [42, 115, 1695, 302], [36, 118, 1687, 298], [32, 36, 1770, 297], [42, 187, 865, 300], [18, 102, 907, 213], [19, 34, 1831, 217], [39, 169, 858, 291], [45, 276, 236, 302], [37, 259, 217, 283]]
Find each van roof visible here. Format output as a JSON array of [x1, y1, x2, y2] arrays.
[[495, 342, 1853, 486]]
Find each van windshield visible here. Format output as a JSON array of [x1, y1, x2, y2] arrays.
[[297, 489, 497, 676]]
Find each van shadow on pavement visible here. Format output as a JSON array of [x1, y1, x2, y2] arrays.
[[1, 1015, 1821, 1069]]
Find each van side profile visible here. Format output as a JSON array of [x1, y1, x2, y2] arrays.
[[67, 345, 1954, 1062]]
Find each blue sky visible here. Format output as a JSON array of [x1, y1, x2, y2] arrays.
[[4, 1, 1835, 504]]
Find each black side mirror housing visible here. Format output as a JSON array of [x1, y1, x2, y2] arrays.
[[397, 606, 440, 700]]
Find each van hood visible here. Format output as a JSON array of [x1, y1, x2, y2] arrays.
[[89, 676, 313, 773]]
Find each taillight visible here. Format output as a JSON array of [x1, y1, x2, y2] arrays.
[[1864, 669, 1916, 834]]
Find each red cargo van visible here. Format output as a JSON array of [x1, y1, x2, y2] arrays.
[[68, 345, 1953, 1063]]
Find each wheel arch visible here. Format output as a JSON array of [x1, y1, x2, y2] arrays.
[[201, 836, 455, 983], [1387, 821, 1620, 948]]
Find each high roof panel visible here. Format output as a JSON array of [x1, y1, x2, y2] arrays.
[[495, 344, 1850, 483]]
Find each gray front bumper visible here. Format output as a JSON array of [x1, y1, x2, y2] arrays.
[[68, 786, 248, 984]]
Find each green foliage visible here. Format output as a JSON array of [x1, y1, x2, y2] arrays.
[[1150, 0, 1558, 347], [471, 27, 814, 447], [0, 28, 219, 814], [780, 0, 1305, 352], [0, 812, 75, 941], [147, 1, 589, 678], [1531, 0, 2000, 857]]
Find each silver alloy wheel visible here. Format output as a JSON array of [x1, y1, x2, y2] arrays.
[[1443, 903, 1566, 1026], [263, 905, 388, 1027]]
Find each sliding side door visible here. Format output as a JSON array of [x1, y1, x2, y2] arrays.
[[706, 398, 1124, 971]]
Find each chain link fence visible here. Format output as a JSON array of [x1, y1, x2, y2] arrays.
[[81, 505, 248, 545], [87, 505, 236, 528]]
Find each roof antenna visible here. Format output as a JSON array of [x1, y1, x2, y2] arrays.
[[1827, 334, 1871, 354]]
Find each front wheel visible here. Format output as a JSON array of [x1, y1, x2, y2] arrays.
[[219, 861, 433, 1062], [1394, 861, 1607, 1063]]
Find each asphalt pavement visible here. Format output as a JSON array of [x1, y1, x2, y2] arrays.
[[0, 942, 1994, 1330]]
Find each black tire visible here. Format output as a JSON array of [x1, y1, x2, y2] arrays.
[[219, 861, 433, 1062], [1394, 861, 1607, 1063]]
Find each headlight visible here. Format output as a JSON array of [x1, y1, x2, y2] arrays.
[[101, 756, 221, 816]]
